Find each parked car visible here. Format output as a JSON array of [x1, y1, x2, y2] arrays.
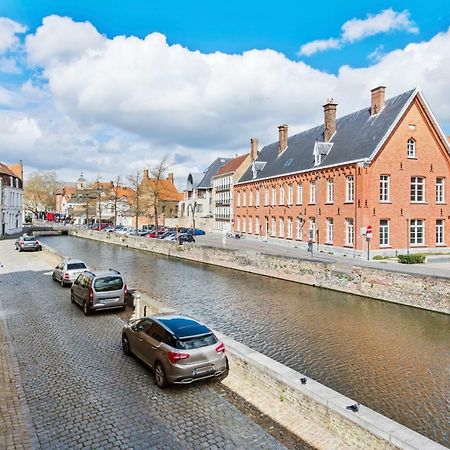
[[14, 235, 42, 252], [163, 233, 177, 241], [121, 314, 228, 388], [178, 233, 195, 243], [191, 228, 206, 235], [52, 259, 88, 287], [116, 228, 129, 235], [71, 269, 127, 315]]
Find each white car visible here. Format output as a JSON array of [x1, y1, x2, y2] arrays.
[[52, 259, 88, 287]]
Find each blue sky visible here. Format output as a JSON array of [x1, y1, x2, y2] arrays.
[[0, 1, 449, 181]]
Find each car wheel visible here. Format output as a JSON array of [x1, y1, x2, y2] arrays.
[[52, 273, 56, 281], [154, 362, 168, 389], [60, 278, 65, 287], [18, 247, 22, 252], [38, 246, 42, 251], [122, 335, 131, 355], [83, 301, 91, 316], [216, 357, 230, 382]]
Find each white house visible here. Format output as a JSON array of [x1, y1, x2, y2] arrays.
[[0, 162, 24, 236]]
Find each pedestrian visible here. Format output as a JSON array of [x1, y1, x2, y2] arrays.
[[307, 239, 313, 252]]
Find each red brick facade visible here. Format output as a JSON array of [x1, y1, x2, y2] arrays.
[[234, 93, 450, 255]]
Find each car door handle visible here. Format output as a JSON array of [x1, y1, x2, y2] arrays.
[[151, 346, 157, 350], [138, 338, 144, 342]]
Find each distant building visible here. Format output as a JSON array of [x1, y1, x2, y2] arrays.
[[178, 157, 230, 231], [212, 150, 254, 232], [0, 161, 24, 236], [234, 87, 450, 257]]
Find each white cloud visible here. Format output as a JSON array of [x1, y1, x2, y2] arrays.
[[298, 38, 340, 57], [298, 8, 419, 57], [0, 16, 448, 185], [0, 17, 26, 53], [342, 9, 418, 43]]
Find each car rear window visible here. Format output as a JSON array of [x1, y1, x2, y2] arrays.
[[23, 236, 36, 241], [67, 263, 87, 270], [93, 276, 123, 292], [176, 333, 217, 350]]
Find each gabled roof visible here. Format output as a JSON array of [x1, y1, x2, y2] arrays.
[[0, 163, 18, 178], [214, 153, 249, 177], [142, 177, 183, 202], [238, 89, 416, 184], [196, 157, 230, 189]]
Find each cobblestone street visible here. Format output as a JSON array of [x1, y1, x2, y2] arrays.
[[0, 240, 286, 449]]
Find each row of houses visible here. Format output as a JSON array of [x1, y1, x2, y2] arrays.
[[0, 161, 24, 236], [181, 86, 450, 256]]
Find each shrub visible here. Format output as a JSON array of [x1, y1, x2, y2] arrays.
[[398, 254, 426, 264]]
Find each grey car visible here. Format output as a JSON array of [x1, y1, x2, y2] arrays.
[[15, 235, 42, 252], [121, 314, 228, 388], [71, 269, 127, 315], [52, 259, 88, 286]]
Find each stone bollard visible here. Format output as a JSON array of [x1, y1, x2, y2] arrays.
[[135, 294, 142, 319]]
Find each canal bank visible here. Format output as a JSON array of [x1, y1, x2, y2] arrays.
[[69, 228, 449, 314], [41, 242, 445, 450]]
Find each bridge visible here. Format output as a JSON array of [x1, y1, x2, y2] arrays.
[[22, 224, 70, 235]]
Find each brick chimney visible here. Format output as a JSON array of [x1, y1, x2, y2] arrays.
[[250, 138, 258, 160], [167, 172, 174, 184], [278, 125, 288, 154], [143, 169, 149, 179], [371, 86, 386, 115], [323, 99, 337, 142]]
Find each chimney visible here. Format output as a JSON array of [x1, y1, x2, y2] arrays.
[[323, 99, 337, 142], [250, 138, 258, 161], [371, 86, 386, 115], [167, 172, 174, 184], [278, 125, 288, 154], [143, 169, 149, 179]]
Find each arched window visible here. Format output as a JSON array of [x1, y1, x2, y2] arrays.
[[407, 138, 416, 158]]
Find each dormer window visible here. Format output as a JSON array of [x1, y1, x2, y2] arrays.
[[407, 138, 416, 158], [313, 142, 333, 166]]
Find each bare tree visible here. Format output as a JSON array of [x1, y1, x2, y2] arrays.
[[92, 178, 112, 228], [24, 171, 59, 217], [146, 156, 169, 231], [109, 176, 126, 230], [127, 171, 145, 233]]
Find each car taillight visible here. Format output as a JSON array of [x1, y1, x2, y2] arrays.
[[64, 273, 70, 279], [36, 240, 40, 245], [215, 342, 225, 353], [124, 284, 128, 295], [167, 351, 190, 364], [88, 288, 94, 304]]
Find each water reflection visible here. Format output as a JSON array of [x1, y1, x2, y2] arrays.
[[41, 235, 450, 446]]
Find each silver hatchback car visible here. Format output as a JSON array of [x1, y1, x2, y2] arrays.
[[122, 315, 228, 388], [52, 259, 88, 286], [71, 269, 127, 315]]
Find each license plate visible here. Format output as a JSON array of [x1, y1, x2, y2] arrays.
[[194, 365, 213, 375], [101, 297, 120, 304]]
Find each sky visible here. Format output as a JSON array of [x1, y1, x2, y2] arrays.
[[0, 0, 449, 186]]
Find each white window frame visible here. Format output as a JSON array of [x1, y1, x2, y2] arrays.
[[271, 217, 276, 237], [326, 218, 333, 244], [278, 217, 284, 238], [436, 178, 445, 204], [249, 189, 253, 207], [436, 219, 444, 244], [236, 217, 240, 232], [380, 175, 390, 202], [242, 216, 246, 233], [345, 218, 354, 246], [287, 217, 293, 238], [345, 176, 354, 203], [309, 181, 316, 204], [288, 184, 293, 206], [411, 177, 425, 203], [308, 218, 316, 242], [326, 179, 334, 203], [279, 185, 285, 206], [265, 188, 269, 206], [379, 219, 390, 246], [243, 190, 247, 207], [248, 217, 252, 234], [407, 138, 416, 158], [256, 189, 260, 207], [296, 218, 302, 240], [410, 219, 424, 245], [255, 217, 260, 235], [271, 187, 276, 207], [297, 183, 303, 205], [237, 191, 241, 207]]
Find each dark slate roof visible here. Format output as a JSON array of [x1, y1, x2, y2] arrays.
[[238, 89, 415, 183], [196, 157, 230, 189]]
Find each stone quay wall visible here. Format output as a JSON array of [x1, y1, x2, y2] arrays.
[[69, 229, 449, 314], [131, 293, 444, 450]]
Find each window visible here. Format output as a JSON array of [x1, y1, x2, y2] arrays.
[[410, 219, 424, 245], [296, 218, 302, 240], [308, 218, 316, 241], [309, 181, 316, 204], [272, 188, 276, 206], [379, 220, 390, 246], [249, 190, 253, 207], [237, 191, 241, 207], [297, 183, 303, 205], [345, 176, 354, 202], [242, 216, 246, 233], [265, 188, 269, 206], [255, 217, 260, 235], [380, 175, 390, 202], [236, 216, 240, 232], [243, 191, 247, 207], [284, 158, 293, 167], [326, 179, 334, 203], [271, 217, 276, 237], [407, 138, 416, 158], [288, 184, 293, 205], [279, 186, 285, 205], [287, 217, 293, 238], [345, 218, 354, 246], [436, 219, 444, 244], [94, 276, 124, 292], [278, 218, 284, 238], [411, 177, 425, 202], [436, 178, 445, 203], [256, 189, 260, 207], [248, 217, 252, 234], [326, 218, 333, 243]]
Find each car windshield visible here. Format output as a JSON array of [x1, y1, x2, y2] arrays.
[[67, 263, 87, 270], [23, 236, 36, 241], [176, 333, 217, 350], [93, 276, 123, 292]]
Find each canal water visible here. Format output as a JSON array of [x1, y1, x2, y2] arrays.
[[41, 235, 450, 446]]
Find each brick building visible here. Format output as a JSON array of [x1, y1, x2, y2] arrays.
[[234, 87, 450, 257]]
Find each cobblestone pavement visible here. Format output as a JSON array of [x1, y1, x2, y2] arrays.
[[0, 241, 286, 449]]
